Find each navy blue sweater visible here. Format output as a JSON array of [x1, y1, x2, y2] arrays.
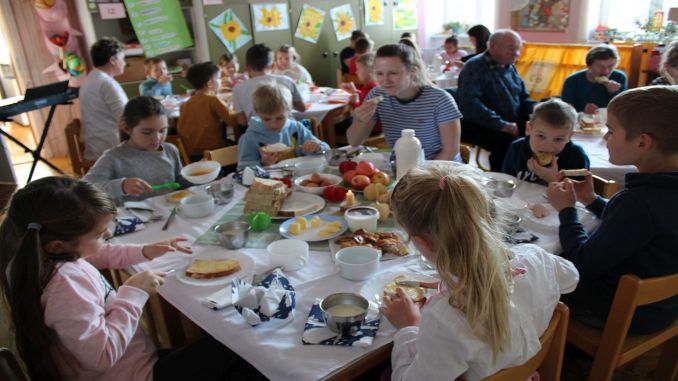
[[502, 137, 590, 184], [559, 172, 678, 334]]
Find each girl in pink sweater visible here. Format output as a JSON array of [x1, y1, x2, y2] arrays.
[[0, 177, 263, 381]]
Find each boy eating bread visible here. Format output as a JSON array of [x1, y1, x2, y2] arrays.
[[502, 98, 590, 184]]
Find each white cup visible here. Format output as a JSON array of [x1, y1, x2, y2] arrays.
[[344, 207, 379, 233], [267, 239, 309, 271], [335, 246, 381, 281], [179, 194, 215, 218]]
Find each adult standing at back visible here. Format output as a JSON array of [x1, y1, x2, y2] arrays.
[[79, 37, 128, 161], [561, 44, 627, 114], [457, 29, 536, 171], [461, 24, 491, 63], [347, 44, 461, 160]]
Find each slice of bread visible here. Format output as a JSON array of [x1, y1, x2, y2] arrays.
[[532, 151, 554, 167], [560, 169, 588, 177], [185, 259, 241, 279], [261, 143, 292, 153], [383, 275, 426, 303], [366, 95, 384, 105], [594, 76, 609, 84]]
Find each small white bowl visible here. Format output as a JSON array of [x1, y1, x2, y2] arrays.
[[335, 246, 381, 281], [294, 173, 342, 194], [294, 160, 325, 176], [179, 194, 215, 218], [181, 161, 221, 184]]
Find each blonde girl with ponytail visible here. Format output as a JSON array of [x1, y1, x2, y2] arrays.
[[381, 163, 579, 381]]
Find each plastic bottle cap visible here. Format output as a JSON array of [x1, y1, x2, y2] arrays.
[[402, 129, 415, 138]]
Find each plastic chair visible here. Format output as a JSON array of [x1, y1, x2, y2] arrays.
[[165, 135, 190, 165], [592, 174, 618, 199], [567, 274, 678, 381], [64, 119, 95, 177], [204, 145, 238, 167], [0, 347, 28, 381]]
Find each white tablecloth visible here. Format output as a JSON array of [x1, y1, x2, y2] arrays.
[[571, 131, 636, 188], [112, 169, 597, 381]]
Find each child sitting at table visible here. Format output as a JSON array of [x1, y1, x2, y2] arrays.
[[381, 163, 578, 380], [273, 45, 313, 86], [546, 86, 678, 335], [237, 82, 329, 168], [219, 51, 248, 89], [85, 96, 187, 204], [232, 44, 306, 126], [177, 62, 231, 160], [339, 53, 381, 134], [0, 176, 266, 381], [440, 35, 468, 63], [502, 98, 590, 183], [347, 37, 373, 79], [139, 58, 173, 97]]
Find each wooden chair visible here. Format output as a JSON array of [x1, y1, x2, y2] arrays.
[[204, 145, 238, 167], [460, 144, 471, 164], [567, 274, 678, 381], [64, 118, 95, 177], [460, 142, 490, 171], [165, 135, 190, 165], [592, 174, 618, 199], [0, 347, 28, 381]]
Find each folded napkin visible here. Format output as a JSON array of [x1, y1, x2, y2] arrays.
[[232, 269, 295, 326], [234, 166, 270, 186], [202, 287, 233, 310], [302, 298, 381, 347], [505, 228, 539, 245], [113, 216, 145, 236]]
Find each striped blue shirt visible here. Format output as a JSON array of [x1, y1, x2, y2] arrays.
[[366, 86, 462, 159]]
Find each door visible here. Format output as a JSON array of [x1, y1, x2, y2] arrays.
[[248, 0, 294, 51], [202, 0, 253, 71]]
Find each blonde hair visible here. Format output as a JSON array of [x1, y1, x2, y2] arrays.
[[252, 82, 292, 115], [391, 163, 512, 359]]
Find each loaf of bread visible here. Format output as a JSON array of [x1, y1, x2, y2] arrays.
[[244, 178, 290, 215], [383, 275, 426, 303], [185, 259, 241, 279]]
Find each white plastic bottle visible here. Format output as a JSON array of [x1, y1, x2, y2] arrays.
[[394, 129, 424, 180]]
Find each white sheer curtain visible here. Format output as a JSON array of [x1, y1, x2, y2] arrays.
[[587, 0, 678, 39]]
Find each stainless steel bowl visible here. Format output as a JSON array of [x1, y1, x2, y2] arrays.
[[487, 180, 517, 198], [206, 183, 234, 205], [504, 213, 522, 235], [213, 221, 250, 249], [320, 293, 369, 335]]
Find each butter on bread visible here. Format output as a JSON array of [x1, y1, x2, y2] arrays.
[[165, 190, 194, 203], [261, 142, 292, 153], [532, 151, 554, 167], [560, 169, 588, 177], [185, 259, 241, 279], [383, 275, 426, 303], [366, 95, 384, 105]]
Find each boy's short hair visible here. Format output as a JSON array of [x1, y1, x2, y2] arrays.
[[356, 52, 375, 69], [608, 86, 678, 154], [252, 82, 292, 115], [143, 58, 165, 71], [90, 37, 125, 67], [354, 38, 374, 54], [219, 51, 235, 66], [585, 44, 619, 66], [660, 40, 678, 68], [400, 32, 413, 39], [350, 30, 367, 42], [185, 62, 220, 90], [529, 98, 577, 130], [246, 44, 274, 71], [444, 35, 459, 46]]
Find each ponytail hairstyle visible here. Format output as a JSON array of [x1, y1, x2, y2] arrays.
[[375, 43, 432, 87], [119, 96, 167, 141], [0, 176, 117, 381], [390, 163, 513, 360]]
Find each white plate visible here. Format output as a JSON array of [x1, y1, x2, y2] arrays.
[[277, 156, 327, 167], [293, 173, 342, 195], [279, 214, 348, 242], [175, 250, 254, 287], [328, 230, 418, 262], [275, 192, 326, 219], [354, 152, 392, 173], [360, 271, 439, 303], [522, 203, 595, 228]]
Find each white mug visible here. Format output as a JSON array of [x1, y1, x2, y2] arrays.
[[179, 194, 215, 218], [267, 239, 309, 271], [335, 246, 381, 281], [344, 207, 379, 233]]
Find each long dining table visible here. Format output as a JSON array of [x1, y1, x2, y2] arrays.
[[111, 160, 598, 381]]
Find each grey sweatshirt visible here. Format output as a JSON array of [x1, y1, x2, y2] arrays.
[[84, 141, 185, 204]]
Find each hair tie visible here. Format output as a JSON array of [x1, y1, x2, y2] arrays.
[[27, 222, 42, 231], [438, 175, 448, 190]]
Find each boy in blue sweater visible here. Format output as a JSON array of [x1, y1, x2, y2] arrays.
[[139, 58, 173, 97], [547, 86, 678, 334], [237, 82, 329, 168], [502, 98, 589, 184]]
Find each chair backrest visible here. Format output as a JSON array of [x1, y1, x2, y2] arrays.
[[204, 145, 238, 167], [165, 135, 190, 165], [481, 303, 569, 381], [0, 348, 28, 381], [460, 144, 471, 164], [592, 174, 618, 199], [64, 118, 94, 177]]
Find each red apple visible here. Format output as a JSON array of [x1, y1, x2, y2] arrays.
[[371, 171, 390, 186], [350, 175, 371, 190], [356, 161, 376, 177], [343, 169, 358, 184], [339, 160, 358, 174]]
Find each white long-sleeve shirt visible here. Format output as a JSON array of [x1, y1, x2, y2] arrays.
[[391, 244, 579, 381], [80, 68, 128, 160]]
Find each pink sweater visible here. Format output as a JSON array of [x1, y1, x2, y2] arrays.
[[41, 244, 158, 381]]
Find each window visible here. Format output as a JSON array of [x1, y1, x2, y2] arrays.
[[599, 0, 678, 33]]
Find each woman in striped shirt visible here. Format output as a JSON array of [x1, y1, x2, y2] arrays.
[[347, 43, 462, 160]]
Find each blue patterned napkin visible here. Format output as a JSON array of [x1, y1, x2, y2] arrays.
[[113, 216, 145, 236], [505, 228, 539, 245], [302, 298, 381, 347], [232, 269, 295, 326]]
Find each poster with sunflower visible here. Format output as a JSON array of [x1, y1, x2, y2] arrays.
[[393, 0, 417, 30], [252, 3, 289, 32], [330, 4, 356, 41], [294, 4, 325, 44], [364, 0, 384, 26], [208, 9, 251, 53]]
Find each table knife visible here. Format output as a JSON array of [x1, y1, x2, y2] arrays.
[[396, 280, 439, 289], [162, 207, 177, 231]]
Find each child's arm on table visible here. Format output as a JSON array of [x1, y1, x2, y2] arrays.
[[87, 239, 191, 270]]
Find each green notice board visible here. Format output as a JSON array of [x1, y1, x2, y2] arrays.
[[123, 0, 193, 57]]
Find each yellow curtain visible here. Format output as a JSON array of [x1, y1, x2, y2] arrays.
[[516, 43, 633, 101]]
